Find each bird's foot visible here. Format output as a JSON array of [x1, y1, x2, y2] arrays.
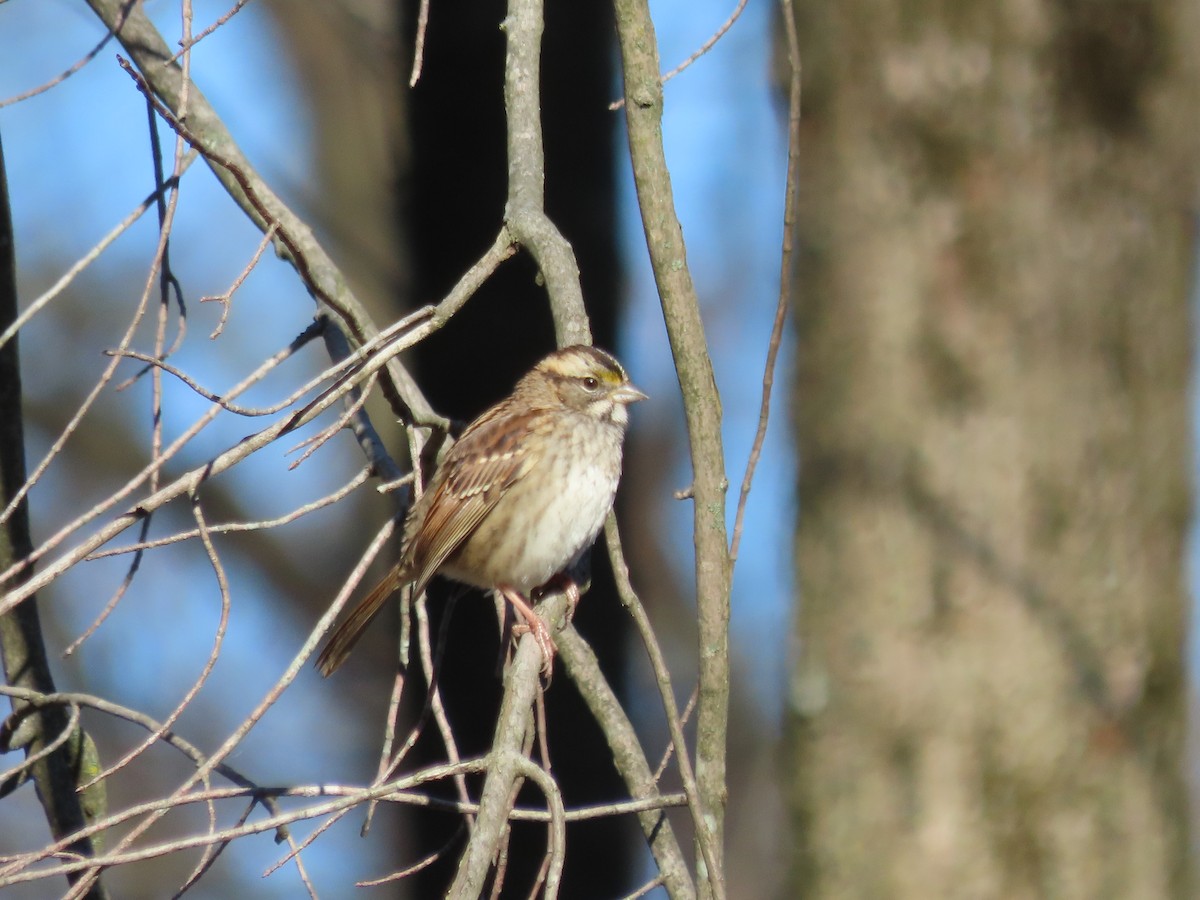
[[500, 586, 557, 677], [532, 574, 582, 624]]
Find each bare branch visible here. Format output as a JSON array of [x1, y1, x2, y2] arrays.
[[500, 0, 590, 345], [0, 322, 330, 601], [0, 125, 110, 900], [201, 223, 277, 339], [0, 154, 197, 354], [609, 0, 749, 111], [0, 0, 739, 893], [85, 0, 439, 427], [728, 0, 801, 565], [52, 512, 404, 894], [2, 761, 490, 887], [613, 0, 732, 893], [446, 597, 566, 898], [169, 0, 257, 63], [0, 3, 133, 109], [557, 617, 696, 899], [78, 464, 368, 561], [409, 0, 432, 86], [82, 497, 231, 787]]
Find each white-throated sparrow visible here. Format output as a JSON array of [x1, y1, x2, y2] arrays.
[[316, 345, 646, 677]]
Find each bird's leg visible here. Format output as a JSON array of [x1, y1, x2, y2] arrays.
[[499, 585, 557, 676], [492, 590, 509, 641], [492, 591, 512, 677]]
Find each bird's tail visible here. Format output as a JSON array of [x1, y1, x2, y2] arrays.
[[316, 567, 405, 676]]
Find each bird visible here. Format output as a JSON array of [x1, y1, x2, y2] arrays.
[[316, 344, 646, 677]]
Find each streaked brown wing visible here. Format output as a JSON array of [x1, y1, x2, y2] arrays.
[[404, 406, 545, 595]]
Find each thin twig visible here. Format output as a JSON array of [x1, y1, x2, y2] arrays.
[[605, 517, 712, 885], [81, 496, 231, 787], [259, 806, 346, 877], [0, 704, 81, 796], [609, 0, 749, 111], [82, 467, 373, 561], [409, 0, 432, 86], [52, 514, 405, 892], [357, 826, 466, 886], [653, 687, 698, 782], [620, 875, 668, 900], [117, 58, 335, 341], [364, 590, 464, 832], [285, 372, 377, 469], [0, 3, 133, 109], [0, 685, 293, 849], [0, 322, 328, 598], [103, 347, 318, 416], [201, 224, 277, 339], [169, 0, 256, 63], [613, 0, 732, 891], [416, 596, 473, 812], [730, 0, 801, 564], [0, 761, 490, 885], [0, 155, 196, 354], [0, 210, 167, 530]]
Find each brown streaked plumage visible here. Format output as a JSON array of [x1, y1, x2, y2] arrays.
[[316, 345, 646, 677]]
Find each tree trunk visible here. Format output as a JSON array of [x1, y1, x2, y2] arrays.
[[404, 0, 630, 895], [267, 0, 630, 893], [787, 1, 1199, 897]]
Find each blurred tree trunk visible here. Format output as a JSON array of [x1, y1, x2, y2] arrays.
[[787, 1, 1199, 897], [265, 0, 408, 315]]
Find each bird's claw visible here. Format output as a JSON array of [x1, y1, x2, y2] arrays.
[[512, 615, 557, 677]]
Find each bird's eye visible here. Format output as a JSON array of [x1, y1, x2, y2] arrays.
[[582, 376, 600, 391]]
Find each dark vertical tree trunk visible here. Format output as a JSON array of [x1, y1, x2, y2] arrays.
[[268, 0, 629, 893], [787, 1, 1198, 896], [402, 1, 630, 895], [0, 130, 108, 900]]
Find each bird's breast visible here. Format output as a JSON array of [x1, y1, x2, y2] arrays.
[[444, 425, 624, 592]]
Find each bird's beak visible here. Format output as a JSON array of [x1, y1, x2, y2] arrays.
[[614, 383, 649, 405]]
